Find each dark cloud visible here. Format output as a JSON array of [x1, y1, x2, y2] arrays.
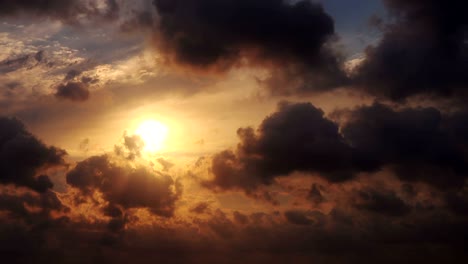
[[102, 203, 123, 218], [0, 0, 119, 22], [341, 103, 468, 188], [232, 211, 249, 225], [205, 102, 374, 191], [0, 117, 66, 193], [120, 10, 154, 32], [0, 51, 44, 74], [207, 102, 468, 192], [66, 155, 182, 217], [189, 202, 211, 215], [445, 182, 468, 216], [284, 210, 317, 226], [0, 189, 68, 222], [0, 188, 71, 263], [0, 207, 465, 264], [55, 82, 90, 102], [0, 169, 467, 263], [64, 69, 82, 81], [352, 0, 468, 101], [153, 0, 347, 94], [4, 81, 21, 90], [353, 188, 411, 217], [308, 183, 326, 205]]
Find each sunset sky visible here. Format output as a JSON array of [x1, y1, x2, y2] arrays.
[[1, 1, 468, 263]]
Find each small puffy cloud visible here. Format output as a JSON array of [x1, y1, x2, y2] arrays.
[[353, 188, 411, 217], [55, 82, 90, 102]]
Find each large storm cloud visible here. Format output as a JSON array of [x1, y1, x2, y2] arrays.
[[341, 103, 468, 188], [352, 0, 468, 100], [152, 0, 347, 94], [206, 102, 468, 191], [205, 102, 374, 191]]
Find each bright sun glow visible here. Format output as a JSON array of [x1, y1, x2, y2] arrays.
[[135, 120, 169, 153]]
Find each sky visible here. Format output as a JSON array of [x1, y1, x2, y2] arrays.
[[0, 0, 467, 263]]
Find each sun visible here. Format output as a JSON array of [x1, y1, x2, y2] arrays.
[[135, 120, 169, 153]]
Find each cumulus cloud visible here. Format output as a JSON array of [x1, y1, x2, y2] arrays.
[[353, 188, 411, 217], [206, 102, 468, 192], [152, 0, 347, 94], [0, 127, 465, 263], [204, 102, 374, 191], [66, 155, 182, 217], [341, 103, 468, 188], [113, 133, 145, 160], [0, 117, 66, 193], [352, 0, 468, 101], [55, 82, 90, 102]]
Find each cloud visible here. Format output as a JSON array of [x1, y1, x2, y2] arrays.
[[55, 82, 90, 102], [66, 155, 182, 217], [340, 103, 468, 188], [157, 158, 174, 172], [113, 133, 145, 160], [63, 69, 82, 81], [0, 0, 119, 23], [352, 0, 468, 101], [308, 183, 326, 205], [204, 102, 374, 191], [189, 201, 211, 215], [353, 188, 411, 217], [152, 0, 347, 94], [0, 2, 468, 262], [284, 210, 319, 226], [206, 102, 468, 192], [119, 10, 154, 32], [0, 152, 466, 263], [0, 188, 68, 223], [446, 186, 468, 216], [0, 117, 67, 193], [0, 50, 44, 74]]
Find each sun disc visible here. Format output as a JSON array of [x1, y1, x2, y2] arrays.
[[135, 120, 169, 152]]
